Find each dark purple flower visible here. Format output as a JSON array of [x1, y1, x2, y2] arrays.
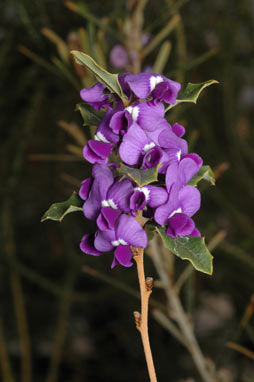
[[80, 233, 101, 256], [94, 214, 148, 268], [80, 83, 110, 110], [110, 45, 129, 68], [166, 213, 201, 237], [79, 178, 93, 200], [96, 207, 120, 231], [172, 123, 185, 137], [82, 164, 114, 221], [165, 156, 202, 191], [155, 184, 201, 227], [95, 109, 119, 145], [123, 73, 181, 104], [119, 122, 154, 166], [83, 140, 113, 164], [83, 166, 133, 222], [129, 185, 168, 214], [125, 102, 168, 132]]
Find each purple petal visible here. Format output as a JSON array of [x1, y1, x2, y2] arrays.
[[109, 110, 132, 135], [96, 207, 120, 231], [154, 184, 179, 225], [178, 157, 201, 185], [83, 140, 112, 164], [165, 163, 179, 191], [130, 190, 147, 211], [119, 122, 151, 166], [80, 234, 101, 256], [142, 146, 163, 169], [83, 169, 114, 220], [116, 214, 147, 248], [158, 128, 188, 156], [146, 186, 168, 208], [179, 185, 201, 217], [124, 73, 152, 99], [80, 83, 110, 110], [97, 109, 119, 144], [79, 178, 92, 200], [183, 153, 203, 168], [190, 227, 201, 237], [112, 245, 133, 268], [172, 123, 185, 137], [107, 179, 133, 212], [166, 213, 195, 237], [118, 73, 132, 98], [151, 77, 181, 104], [137, 102, 167, 132], [92, 163, 113, 181], [145, 124, 170, 145], [94, 230, 115, 252]]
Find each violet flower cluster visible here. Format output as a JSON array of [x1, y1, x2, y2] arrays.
[[79, 73, 203, 268]]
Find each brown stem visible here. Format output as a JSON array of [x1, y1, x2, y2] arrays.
[[149, 237, 214, 382], [132, 247, 157, 382]]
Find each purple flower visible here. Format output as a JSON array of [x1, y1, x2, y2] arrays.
[[80, 83, 110, 110], [95, 109, 119, 144], [130, 185, 168, 214], [165, 156, 202, 191], [80, 214, 147, 268], [110, 45, 129, 68], [82, 164, 114, 221], [123, 73, 181, 104], [166, 213, 201, 237], [80, 234, 101, 256], [125, 102, 168, 132], [82, 165, 133, 222], [95, 214, 147, 268], [155, 184, 201, 228], [83, 140, 113, 164], [118, 122, 166, 169]]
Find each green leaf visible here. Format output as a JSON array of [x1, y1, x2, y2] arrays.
[[76, 103, 104, 126], [41, 192, 83, 223], [118, 163, 161, 187], [188, 165, 215, 186], [166, 79, 218, 111], [156, 227, 213, 275], [70, 51, 127, 102]]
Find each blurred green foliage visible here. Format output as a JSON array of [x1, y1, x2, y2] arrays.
[[0, 0, 253, 381]]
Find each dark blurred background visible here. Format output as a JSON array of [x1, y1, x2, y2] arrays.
[[0, 0, 253, 381]]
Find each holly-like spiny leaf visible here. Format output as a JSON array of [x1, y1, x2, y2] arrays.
[[71, 51, 128, 102], [76, 103, 104, 126], [188, 165, 215, 186], [41, 192, 83, 222], [166, 79, 218, 111], [118, 163, 161, 187], [156, 227, 213, 275]]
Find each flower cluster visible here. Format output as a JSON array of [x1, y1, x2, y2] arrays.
[[79, 73, 202, 268]]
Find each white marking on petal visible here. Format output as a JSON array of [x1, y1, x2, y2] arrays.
[[101, 199, 118, 209], [111, 238, 128, 246], [125, 106, 139, 122], [94, 131, 110, 143], [176, 149, 181, 161], [134, 187, 150, 201], [169, 207, 182, 219], [143, 142, 155, 154], [118, 238, 128, 245], [101, 200, 110, 207], [150, 75, 163, 92], [108, 199, 118, 210]]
